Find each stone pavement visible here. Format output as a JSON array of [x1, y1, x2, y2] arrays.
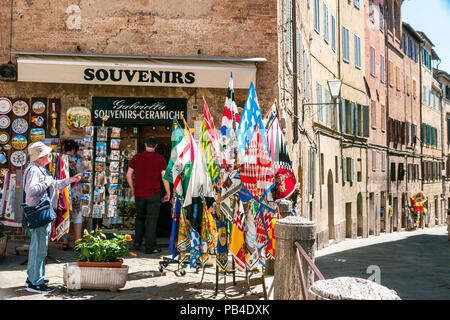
[[0, 238, 267, 300], [314, 226, 450, 300]]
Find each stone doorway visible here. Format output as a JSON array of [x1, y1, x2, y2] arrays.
[[345, 203, 352, 238], [357, 193, 363, 237]]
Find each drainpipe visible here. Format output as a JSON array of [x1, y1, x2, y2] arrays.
[[384, 1, 391, 231]]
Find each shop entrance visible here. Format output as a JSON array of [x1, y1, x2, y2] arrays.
[[139, 125, 173, 237]]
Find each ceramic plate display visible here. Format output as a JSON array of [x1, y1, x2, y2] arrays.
[[10, 151, 27, 167], [12, 100, 29, 116], [31, 115, 45, 127], [11, 134, 27, 150], [0, 115, 10, 129], [30, 128, 45, 142], [12, 118, 28, 134], [32, 101, 46, 114], [0, 132, 10, 145], [0, 98, 12, 115]]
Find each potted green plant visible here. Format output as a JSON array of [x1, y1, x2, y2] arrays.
[[63, 228, 136, 292], [74, 228, 135, 267], [0, 223, 7, 259]]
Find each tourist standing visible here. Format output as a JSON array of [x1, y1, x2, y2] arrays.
[[24, 142, 82, 293], [126, 136, 170, 254]]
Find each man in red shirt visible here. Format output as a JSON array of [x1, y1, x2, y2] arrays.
[[127, 136, 170, 254]]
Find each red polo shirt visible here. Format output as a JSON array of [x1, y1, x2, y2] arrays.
[[129, 151, 167, 197]]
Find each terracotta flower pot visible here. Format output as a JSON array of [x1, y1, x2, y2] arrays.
[[77, 258, 123, 268]]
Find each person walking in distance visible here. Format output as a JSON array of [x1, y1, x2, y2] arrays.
[[24, 142, 82, 293], [127, 136, 170, 254]]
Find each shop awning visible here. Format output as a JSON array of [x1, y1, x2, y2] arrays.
[[14, 52, 265, 89]]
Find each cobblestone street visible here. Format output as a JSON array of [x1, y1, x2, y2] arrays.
[[315, 226, 450, 300], [0, 238, 266, 300]]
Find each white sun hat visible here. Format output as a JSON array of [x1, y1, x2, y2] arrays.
[[28, 141, 53, 162]]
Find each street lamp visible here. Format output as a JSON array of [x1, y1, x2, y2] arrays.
[[302, 78, 342, 124]]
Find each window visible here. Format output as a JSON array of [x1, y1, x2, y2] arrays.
[[423, 85, 427, 103], [380, 54, 385, 83], [317, 82, 323, 122], [406, 76, 410, 96], [296, 27, 302, 89], [370, 46, 376, 77], [379, 4, 384, 32], [372, 150, 377, 171], [314, 0, 320, 33], [391, 162, 396, 181], [389, 61, 394, 87], [371, 100, 376, 128], [342, 26, 350, 62], [369, 0, 375, 23], [354, 0, 360, 10], [309, 147, 316, 195], [381, 152, 386, 172], [381, 104, 386, 131], [357, 158, 362, 182], [413, 79, 417, 98], [286, 0, 294, 69], [331, 15, 336, 51], [395, 66, 401, 91], [354, 34, 361, 69], [323, 3, 329, 43]]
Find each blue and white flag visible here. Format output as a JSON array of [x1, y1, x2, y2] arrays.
[[237, 82, 266, 164]]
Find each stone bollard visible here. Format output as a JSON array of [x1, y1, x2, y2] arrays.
[[273, 216, 316, 300], [265, 200, 293, 276]]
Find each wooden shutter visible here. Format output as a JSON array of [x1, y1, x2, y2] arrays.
[[342, 156, 347, 183], [363, 105, 370, 137]]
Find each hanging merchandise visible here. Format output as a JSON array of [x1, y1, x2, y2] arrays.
[[49, 102, 58, 136], [29, 128, 45, 142], [216, 213, 229, 273], [50, 153, 71, 241], [0, 115, 11, 129], [0, 132, 10, 145], [12, 118, 28, 134], [31, 115, 45, 127], [264, 100, 297, 200], [31, 101, 46, 114], [10, 151, 27, 167], [66, 106, 91, 131], [0, 97, 12, 114], [11, 135, 28, 150], [12, 100, 28, 116]]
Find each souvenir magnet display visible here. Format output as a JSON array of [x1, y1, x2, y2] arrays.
[[0, 98, 12, 114], [12, 100, 29, 116]]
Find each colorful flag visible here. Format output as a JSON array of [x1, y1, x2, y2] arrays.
[[219, 171, 241, 221], [163, 118, 195, 201], [200, 118, 220, 186], [203, 97, 220, 159], [237, 82, 265, 164], [216, 214, 229, 273], [265, 100, 297, 200], [240, 120, 275, 202], [169, 197, 181, 259], [220, 72, 240, 169], [245, 201, 259, 271], [229, 199, 246, 271], [176, 206, 191, 264]]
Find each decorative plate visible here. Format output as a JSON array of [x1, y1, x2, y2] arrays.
[[3, 143, 11, 150], [32, 101, 46, 114], [11, 134, 27, 150], [0, 151, 7, 164], [0, 115, 11, 129], [12, 100, 29, 116], [30, 128, 45, 142], [12, 118, 28, 134], [0, 98, 12, 114], [0, 132, 10, 145], [10, 151, 27, 167], [66, 106, 91, 131]]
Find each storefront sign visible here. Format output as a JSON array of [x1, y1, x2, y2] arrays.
[[16, 54, 260, 89], [92, 97, 187, 125]]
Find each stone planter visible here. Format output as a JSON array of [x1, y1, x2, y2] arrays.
[[309, 277, 401, 300], [63, 262, 129, 292], [0, 235, 7, 259], [77, 258, 124, 268]]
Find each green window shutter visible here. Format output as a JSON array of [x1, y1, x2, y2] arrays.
[[340, 99, 347, 133], [342, 156, 347, 183], [363, 105, 370, 137]]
